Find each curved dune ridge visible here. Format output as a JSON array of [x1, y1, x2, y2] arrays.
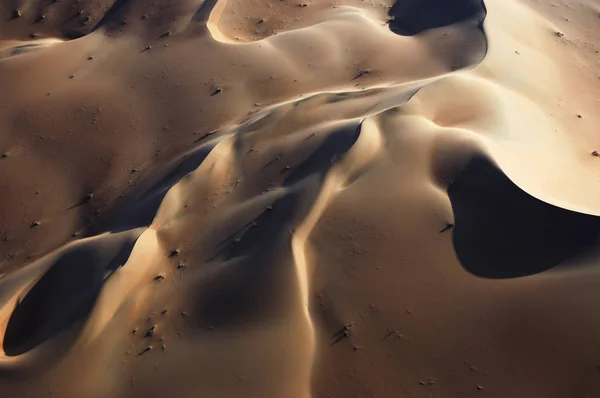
[[1, 0, 600, 397]]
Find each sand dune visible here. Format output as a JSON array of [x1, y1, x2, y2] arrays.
[[1, 0, 600, 397]]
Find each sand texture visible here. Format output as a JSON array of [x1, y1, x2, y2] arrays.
[[1, 0, 600, 397]]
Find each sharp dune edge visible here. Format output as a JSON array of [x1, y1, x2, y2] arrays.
[[1, 0, 600, 397]]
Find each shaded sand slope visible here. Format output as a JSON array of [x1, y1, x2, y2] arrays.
[[1, 0, 600, 397]]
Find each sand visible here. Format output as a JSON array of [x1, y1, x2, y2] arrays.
[[1, 0, 600, 397]]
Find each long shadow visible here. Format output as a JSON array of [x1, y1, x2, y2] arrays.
[[3, 234, 139, 356], [90, 0, 133, 34], [191, 124, 362, 330], [84, 145, 214, 235], [388, 0, 487, 36], [448, 156, 600, 279], [224, 122, 361, 261], [330, 325, 351, 346], [192, 0, 220, 23]]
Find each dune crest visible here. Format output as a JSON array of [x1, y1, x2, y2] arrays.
[[1, 0, 600, 397]]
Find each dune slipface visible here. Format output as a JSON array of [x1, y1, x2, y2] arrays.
[[1, 0, 600, 397]]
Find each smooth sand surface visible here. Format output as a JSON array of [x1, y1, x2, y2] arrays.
[[1, 0, 600, 397]]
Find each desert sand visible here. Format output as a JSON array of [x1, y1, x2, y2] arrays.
[[1, 0, 600, 397]]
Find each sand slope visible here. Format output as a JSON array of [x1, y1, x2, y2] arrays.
[[1, 0, 600, 397]]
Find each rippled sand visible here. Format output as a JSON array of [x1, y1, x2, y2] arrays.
[[1, 0, 600, 397]]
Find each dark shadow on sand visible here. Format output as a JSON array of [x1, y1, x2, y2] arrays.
[[388, 0, 487, 36], [448, 156, 600, 279], [84, 145, 214, 236], [191, 123, 361, 330], [3, 235, 138, 356]]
